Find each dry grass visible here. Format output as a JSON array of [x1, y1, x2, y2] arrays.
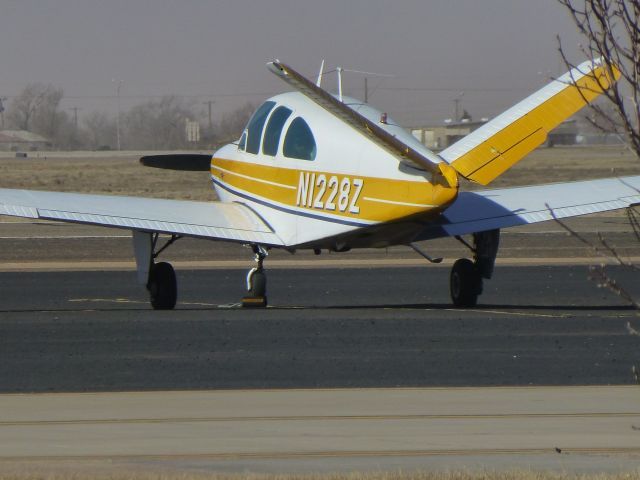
[[0, 154, 215, 201], [0, 146, 637, 201], [464, 145, 639, 190]]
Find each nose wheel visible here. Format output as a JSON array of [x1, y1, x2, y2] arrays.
[[242, 245, 268, 308]]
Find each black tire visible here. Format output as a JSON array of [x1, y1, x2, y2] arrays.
[[147, 261, 177, 310], [450, 258, 482, 308]]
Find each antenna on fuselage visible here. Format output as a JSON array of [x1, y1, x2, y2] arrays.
[[337, 66, 343, 102], [316, 59, 325, 87]]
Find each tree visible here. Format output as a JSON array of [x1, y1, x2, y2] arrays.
[[83, 111, 116, 150], [558, 0, 640, 156], [7, 83, 64, 136], [122, 96, 194, 150], [215, 102, 255, 144], [558, 0, 640, 385]]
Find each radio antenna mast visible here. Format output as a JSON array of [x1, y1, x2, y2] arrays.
[[316, 59, 325, 87]]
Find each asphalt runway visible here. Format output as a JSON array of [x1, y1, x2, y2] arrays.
[[1, 265, 639, 393]]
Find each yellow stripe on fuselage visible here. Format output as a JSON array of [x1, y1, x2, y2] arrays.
[[211, 158, 457, 223]]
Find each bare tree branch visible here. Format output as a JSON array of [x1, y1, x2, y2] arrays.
[[558, 0, 640, 156]]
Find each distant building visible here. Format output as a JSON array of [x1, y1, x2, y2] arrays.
[[411, 118, 487, 151], [0, 130, 51, 151], [546, 119, 578, 146], [410, 117, 580, 151], [185, 119, 201, 143]]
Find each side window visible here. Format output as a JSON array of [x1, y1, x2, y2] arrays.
[[262, 106, 292, 156], [245, 101, 276, 154], [262, 107, 291, 157], [283, 117, 317, 161]]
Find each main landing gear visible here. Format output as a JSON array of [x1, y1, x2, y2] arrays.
[[449, 229, 500, 308], [132, 231, 179, 310], [147, 261, 177, 310]]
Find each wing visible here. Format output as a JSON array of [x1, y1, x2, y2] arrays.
[[416, 175, 640, 240], [0, 189, 284, 246]]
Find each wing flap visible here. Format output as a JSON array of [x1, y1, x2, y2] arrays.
[[440, 59, 620, 185], [416, 175, 640, 240], [0, 189, 285, 246]]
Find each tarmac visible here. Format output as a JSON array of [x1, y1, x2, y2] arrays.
[[1, 214, 639, 474], [1, 387, 640, 474]]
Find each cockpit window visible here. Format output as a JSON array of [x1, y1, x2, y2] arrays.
[[283, 117, 316, 161], [245, 101, 276, 154], [262, 106, 292, 156]]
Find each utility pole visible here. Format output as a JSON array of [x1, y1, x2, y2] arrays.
[[112, 79, 123, 150], [202, 100, 214, 131], [0, 97, 6, 130], [452, 92, 464, 122], [69, 107, 80, 129]]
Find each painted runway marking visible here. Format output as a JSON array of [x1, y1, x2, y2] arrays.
[[447, 308, 571, 318], [69, 298, 145, 304], [68, 298, 219, 307]]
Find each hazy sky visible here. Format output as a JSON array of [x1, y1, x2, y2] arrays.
[[0, 0, 584, 125]]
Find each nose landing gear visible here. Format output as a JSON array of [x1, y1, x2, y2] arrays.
[[242, 245, 268, 308]]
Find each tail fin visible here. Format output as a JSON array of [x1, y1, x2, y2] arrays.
[[439, 58, 619, 185]]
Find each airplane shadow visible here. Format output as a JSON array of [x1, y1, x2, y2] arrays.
[[0, 302, 635, 314]]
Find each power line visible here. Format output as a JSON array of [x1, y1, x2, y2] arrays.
[[1, 92, 280, 100]]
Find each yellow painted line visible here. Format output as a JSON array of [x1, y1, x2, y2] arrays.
[[443, 308, 570, 318]]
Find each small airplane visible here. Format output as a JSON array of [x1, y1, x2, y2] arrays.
[[1, 58, 639, 310]]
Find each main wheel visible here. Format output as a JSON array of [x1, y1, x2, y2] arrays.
[[450, 258, 482, 308], [147, 261, 177, 310]]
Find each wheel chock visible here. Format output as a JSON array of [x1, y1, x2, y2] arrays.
[[241, 296, 268, 308]]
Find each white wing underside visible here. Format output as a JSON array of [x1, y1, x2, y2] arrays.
[[0, 189, 284, 246], [417, 175, 640, 240]]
